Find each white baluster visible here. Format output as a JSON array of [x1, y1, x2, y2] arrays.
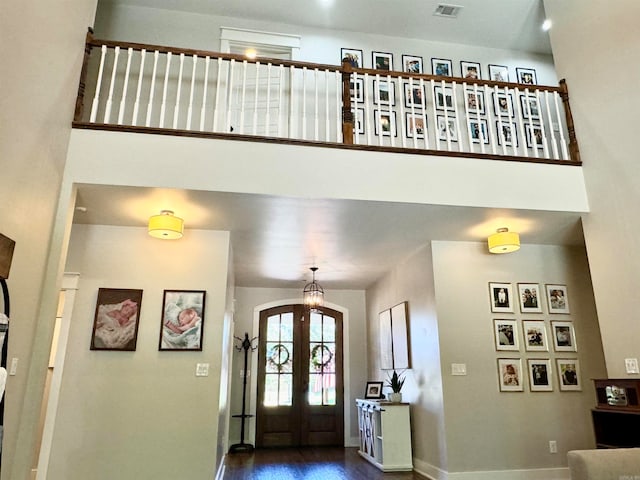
[[225, 59, 235, 134], [553, 91, 569, 160], [430, 79, 439, 150], [90, 45, 107, 123], [387, 74, 395, 147], [401, 75, 409, 149], [289, 65, 295, 138], [314, 68, 319, 141], [172, 53, 185, 129], [238, 60, 247, 134], [278, 64, 284, 137], [159, 51, 172, 128], [302, 67, 308, 140], [117, 47, 133, 125], [544, 91, 559, 160], [186, 54, 197, 131], [496, 86, 507, 156], [535, 89, 550, 158], [420, 78, 429, 150], [265, 63, 272, 137], [451, 80, 463, 152], [213, 57, 222, 132], [441, 80, 451, 151], [103, 46, 120, 123], [132, 49, 146, 126], [325, 69, 330, 142], [375, 74, 382, 146], [463, 82, 473, 154], [489, 85, 501, 155], [513, 87, 527, 158], [353, 72, 359, 144], [200, 56, 210, 132], [364, 74, 371, 146], [145, 50, 160, 128], [253, 62, 260, 136], [477, 84, 487, 154], [335, 70, 340, 143]]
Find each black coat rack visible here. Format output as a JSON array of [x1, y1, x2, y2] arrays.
[[229, 332, 258, 454]]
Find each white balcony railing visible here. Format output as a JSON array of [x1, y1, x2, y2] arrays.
[[74, 31, 581, 164]]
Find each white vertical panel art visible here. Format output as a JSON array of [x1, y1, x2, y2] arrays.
[[379, 301, 410, 370]]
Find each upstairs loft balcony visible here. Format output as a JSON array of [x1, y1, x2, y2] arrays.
[[73, 31, 581, 166]]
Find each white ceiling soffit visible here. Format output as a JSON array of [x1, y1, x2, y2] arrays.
[[99, 0, 552, 55]]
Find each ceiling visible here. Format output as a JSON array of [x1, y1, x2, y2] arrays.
[[101, 0, 552, 55], [73, 185, 584, 290]]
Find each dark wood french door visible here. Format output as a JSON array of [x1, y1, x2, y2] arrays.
[[256, 304, 343, 448]]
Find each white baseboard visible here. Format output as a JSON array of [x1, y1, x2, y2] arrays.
[[346, 436, 360, 448], [413, 457, 570, 480]]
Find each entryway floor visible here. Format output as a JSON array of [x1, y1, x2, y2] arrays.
[[223, 447, 428, 479]]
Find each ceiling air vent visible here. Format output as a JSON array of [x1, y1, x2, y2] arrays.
[[433, 4, 462, 18]]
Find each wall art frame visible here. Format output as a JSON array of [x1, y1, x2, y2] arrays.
[[489, 282, 514, 313], [516, 67, 537, 85], [464, 88, 485, 115], [498, 358, 524, 392], [341, 47, 363, 68], [551, 320, 577, 352], [557, 358, 581, 391], [522, 320, 548, 351], [528, 358, 553, 392], [159, 289, 206, 351], [373, 51, 393, 71], [404, 82, 426, 109], [546, 284, 570, 313], [374, 110, 397, 137], [518, 283, 542, 313], [520, 94, 541, 120], [496, 121, 518, 147], [402, 54, 423, 74], [406, 113, 427, 139], [365, 381, 384, 399], [437, 116, 458, 142], [526, 124, 545, 149], [460, 61, 481, 80], [90, 288, 143, 351], [373, 79, 396, 105], [494, 318, 519, 351], [431, 57, 453, 77], [469, 119, 489, 144], [488, 64, 509, 82]]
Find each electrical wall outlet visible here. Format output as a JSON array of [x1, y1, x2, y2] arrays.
[[451, 363, 467, 376], [549, 440, 557, 453], [9, 358, 18, 376], [195, 363, 209, 377], [625, 358, 639, 374]]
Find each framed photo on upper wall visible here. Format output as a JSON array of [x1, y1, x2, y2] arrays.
[[522, 320, 548, 351], [557, 358, 581, 391], [464, 89, 485, 115], [460, 61, 481, 80], [373, 51, 393, 71], [341, 48, 363, 68], [493, 319, 519, 351], [488, 64, 509, 82], [497, 358, 524, 392], [402, 54, 423, 74], [90, 288, 143, 351], [159, 290, 206, 351], [431, 57, 453, 77], [551, 321, 577, 352], [406, 113, 427, 139], [528, 359, 553, 392], [546, 284, 570, 313], [437, 116, 458, 142], [489, 282, 514, 313], [469, 119, 489, 144], [374, 110, 397, 137], [518, 283, 542, 313], [516, 67, 537, 85], [496, 122, 518, 148]]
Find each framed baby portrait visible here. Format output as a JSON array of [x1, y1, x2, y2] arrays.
[[159, 290, 206, 351], [91, 288, 143, 351], [497, 358, 523, 392]]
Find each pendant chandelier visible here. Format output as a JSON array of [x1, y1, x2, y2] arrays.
[[303, 267, 324, 310]]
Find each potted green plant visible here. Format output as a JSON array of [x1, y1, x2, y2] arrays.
[[385, 370, 405, 403]]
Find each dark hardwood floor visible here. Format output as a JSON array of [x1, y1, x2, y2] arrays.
[[223, 447, 428, 479]]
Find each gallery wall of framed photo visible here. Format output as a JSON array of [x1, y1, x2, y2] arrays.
[[489, 281, 582, 393]]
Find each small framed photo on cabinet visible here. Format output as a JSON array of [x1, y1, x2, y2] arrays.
[[365, 381, 384, 399]]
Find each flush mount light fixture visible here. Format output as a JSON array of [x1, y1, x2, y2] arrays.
[[488, 227, 520, 254], [148, 210, 184, 239], [542, 19, 552, 31], [303, 266, 324, 310]]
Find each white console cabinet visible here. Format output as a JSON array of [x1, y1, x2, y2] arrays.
[[356, 399, 413, 471]]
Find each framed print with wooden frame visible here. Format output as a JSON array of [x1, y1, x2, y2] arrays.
[[488, 64, 509, 82], [374, 110, 397, 137], [404, 82, 426, 109], [406, 113, 427, 139], [489, 282, 513, 313], [518, 283, 542, 313], [497, 358, 523, 392], [437, 116, 458, 142], [528, 359, 553, 392], [496, 122, 518, 148], [460, 61, 481, 80], [551, 321, 576, 352], [557, 358, 581, 391], [516, 67, 537, 85], [469, 119, 489, 145], [341, 48, 363, 68], [402, 54, 423, 74], [372, 51, 393, 71], [374, 79, 396, 105], [365, 381, 384, 399], [91, 288, 143, 351], [546, 284, 570, 313], [159, 289, 206, 351], [464, 89, 485, 115], [431, 57, 453, 77], [494, 319, 519, 351], [522, 320, 548, 351]]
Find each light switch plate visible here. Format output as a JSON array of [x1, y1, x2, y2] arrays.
[[451, 363, 467, 376], [625, 358, 639, 374], [196, 363, 209, 377], [9, 358, 18, 376]]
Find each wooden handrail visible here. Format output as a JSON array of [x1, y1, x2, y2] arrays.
[[74, 27, 95, 122], [559, 79, 581, 164]]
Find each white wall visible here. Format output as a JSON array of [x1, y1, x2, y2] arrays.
[[0, 2, 98, 479], [45, 225, 231, 480], [93, 4, 558, 85], [366, 241, 606, 477], [544, 0, 640, 377], [232, 287, 366, 446]]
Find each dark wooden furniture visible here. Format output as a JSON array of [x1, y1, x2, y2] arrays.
[[592, 378, 640, 448]]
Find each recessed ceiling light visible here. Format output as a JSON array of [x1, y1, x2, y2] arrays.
[[542, 19, 552, 31]]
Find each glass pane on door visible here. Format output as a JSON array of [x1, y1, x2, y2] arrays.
[[264, 312, 294, 406], [308, 311, 336, 406]]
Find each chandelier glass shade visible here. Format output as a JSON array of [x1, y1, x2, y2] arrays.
[[303, 267, 324, 309]]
